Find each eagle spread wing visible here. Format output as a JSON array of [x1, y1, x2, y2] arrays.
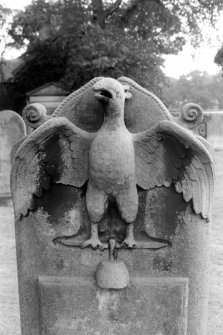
[[134, 120, 214, 219], [11, 117, 94, 218]]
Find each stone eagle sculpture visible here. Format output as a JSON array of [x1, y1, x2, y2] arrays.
[[11, 78, 214, 249]]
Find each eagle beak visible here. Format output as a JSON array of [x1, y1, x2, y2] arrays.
[[123, 85, 132, 100], [93, 88, 112, 103]]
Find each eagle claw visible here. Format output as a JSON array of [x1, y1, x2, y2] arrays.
[[82, 238, 107, 250], [122, 237, 138, 248]]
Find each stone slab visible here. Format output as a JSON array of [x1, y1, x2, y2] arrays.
[[38, 276, 188, 335], [0, 110, 26, 197]]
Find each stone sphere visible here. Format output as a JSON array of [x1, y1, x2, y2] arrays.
[[96, 260, 129, 289]]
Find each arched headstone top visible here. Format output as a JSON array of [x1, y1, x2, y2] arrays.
[[12, 77, 214, 222], [118, 76, 173, 132], [53, 76, 173, 133], [0, 110, 26, 136]]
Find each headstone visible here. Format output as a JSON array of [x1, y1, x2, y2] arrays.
[[0, 110, 26, 197], [11, 77, 214, 335]]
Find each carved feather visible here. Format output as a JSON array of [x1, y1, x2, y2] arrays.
[[11, 117, 94, 218], [134, 120, 214, 219]]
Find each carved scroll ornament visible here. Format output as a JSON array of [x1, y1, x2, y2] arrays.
[[180, 103, 203, 126], [22, 103, 52, 129], [176, 102, 208, 137]]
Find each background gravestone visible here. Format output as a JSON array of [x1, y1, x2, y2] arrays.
[[0, 110, 26, 197], [11, 77, 214, 335]]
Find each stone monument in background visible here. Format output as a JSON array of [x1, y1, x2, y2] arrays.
[[26, 82, 69, 115], [11, 77, 215, 335], [0, 110, 26, 197]]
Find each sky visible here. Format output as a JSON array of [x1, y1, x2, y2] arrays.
[[0, 0, 31, 9], [164, 45, 221, 78], [1, 0, 223, 78], [163, 18, 223, 78]]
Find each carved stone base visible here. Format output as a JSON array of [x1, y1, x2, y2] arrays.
[[38, 276, 188, 335]]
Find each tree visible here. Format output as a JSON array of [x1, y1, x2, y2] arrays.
[[165, 71, 223, 110], [0, 5, 20, 111], [7, 0, 223, 111], [0, 5, 13, 83], [214, 45, 223, 72]]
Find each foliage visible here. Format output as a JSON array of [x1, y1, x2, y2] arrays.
[[0, 5, 18, 110], [0, 5, 12, 52], [214, 45, 223, 70], [165, 70, 223, 110], [0, 5, 13, 82], [5, 0, 223, 111]]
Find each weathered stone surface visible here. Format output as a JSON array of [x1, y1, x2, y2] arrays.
[[38, 276, 188, 335], [172, 104, 223, 151], [11, 77, 214, 335], [171, 102, 206, 138], [96, 260, 129, 289], [53, 76, 173, 133], [0, 110, 26, 197], [22, 103, 52, 130]]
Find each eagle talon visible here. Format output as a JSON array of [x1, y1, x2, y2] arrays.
[[82, 238, 107, 250], [122, 237, 138, 249]]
